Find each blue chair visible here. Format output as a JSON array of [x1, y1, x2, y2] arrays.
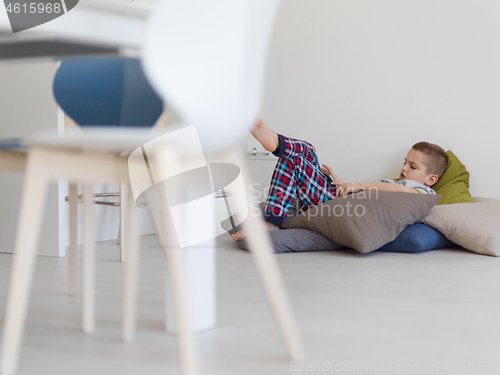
[[53, 57, 164, 278], [0, 57, 164, 375], [54, 58, 163, 128]]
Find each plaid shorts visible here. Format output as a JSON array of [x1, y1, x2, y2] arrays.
[[263, 134, 336, 226]]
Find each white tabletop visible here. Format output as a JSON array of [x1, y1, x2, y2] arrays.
[[0, 0, 159, 57]]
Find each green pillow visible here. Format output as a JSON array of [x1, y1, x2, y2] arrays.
[[432, 150, 473, 205]]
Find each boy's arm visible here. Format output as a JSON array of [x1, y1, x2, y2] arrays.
[[321, 164, 343, 184], [335, 181, 419, 197]]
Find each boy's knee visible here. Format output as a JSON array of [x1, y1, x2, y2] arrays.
[[293, 139, 314, 154], [303, 141, 317, 158]]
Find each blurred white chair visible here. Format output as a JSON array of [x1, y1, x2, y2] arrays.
[[0, 1, 305, 375], [137, 0, 305, 374]]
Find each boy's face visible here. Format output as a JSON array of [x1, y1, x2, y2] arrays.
[[400, 149, 438, 186]]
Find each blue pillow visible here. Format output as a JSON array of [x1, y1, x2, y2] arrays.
[[377, 223, 454, 253]]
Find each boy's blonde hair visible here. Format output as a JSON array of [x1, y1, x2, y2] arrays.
[[412, 142, 448, 179]]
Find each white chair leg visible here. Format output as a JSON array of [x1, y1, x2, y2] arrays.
[[117, 223, 121, 245], [69, 181, 78, 296], [142, 187, 175, 333], [82, 182, 95, 333], [160, 238, 199, 375], [121, 181, 139, 343], [144, 186, 200, 375], [0, 150, 49, 375], [117, 222, 121, 246], [229, 149, 305, 362], [119, 181, 126, 262]]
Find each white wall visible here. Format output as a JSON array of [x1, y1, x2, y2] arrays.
[[245, 0, 500, 200]]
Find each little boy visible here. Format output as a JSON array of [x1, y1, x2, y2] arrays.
[[231, 118, 448, 241]]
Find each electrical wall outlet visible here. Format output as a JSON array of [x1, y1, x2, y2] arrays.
[[246, 143, 276, 160]]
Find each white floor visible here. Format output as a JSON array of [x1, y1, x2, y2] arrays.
[[0, 234, 499, 375]]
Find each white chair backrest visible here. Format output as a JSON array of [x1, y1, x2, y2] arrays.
[[142, 0, 281, 155]]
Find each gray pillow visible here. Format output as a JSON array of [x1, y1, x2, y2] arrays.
[[220, 197, 302, 234], [221, 197, 342, 253], [282, 191, 440, 254], [235, 228, 342, 253]]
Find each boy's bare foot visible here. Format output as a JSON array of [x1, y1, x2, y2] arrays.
[[250, 117, 280, 152], [231, 221, 279, 241]]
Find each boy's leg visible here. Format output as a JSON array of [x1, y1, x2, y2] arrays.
[[263, 134, 336, 227], [250, 117, 280, 152], [231, 119, 334, 241]]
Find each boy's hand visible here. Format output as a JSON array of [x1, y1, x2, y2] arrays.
[[321, 164, 343, 185], [334, 182, 363, 197]]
